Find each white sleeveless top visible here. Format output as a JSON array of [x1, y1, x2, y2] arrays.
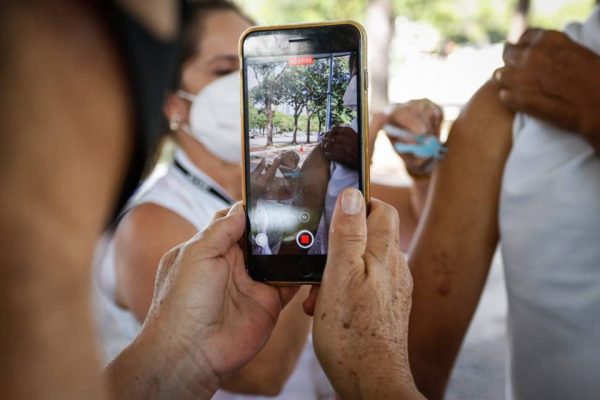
[[93, 147, 334, 399], [499, 8, 600, 399]]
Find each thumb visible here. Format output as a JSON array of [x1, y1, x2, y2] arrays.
[[184, 203, 246, 260], [325, 188, 367, 279]]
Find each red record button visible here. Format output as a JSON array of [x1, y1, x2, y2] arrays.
[[296, 230, 314, 249]]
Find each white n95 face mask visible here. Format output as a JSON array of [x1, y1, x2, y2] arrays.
[[178, 72, 242, 164], [342, 75, 358, 112]]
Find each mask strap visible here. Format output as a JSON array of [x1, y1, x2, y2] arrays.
[[176, 90, 196, 102]]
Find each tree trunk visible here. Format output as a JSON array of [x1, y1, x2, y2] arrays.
[[265, 102, 274, 146], [306, 114, 312, 144], [292, 113, 299, 144], [366, 0, 394, 112], [508, 0, 530, 42]]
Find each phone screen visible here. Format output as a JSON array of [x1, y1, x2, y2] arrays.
[[242, 24, 365, 281]]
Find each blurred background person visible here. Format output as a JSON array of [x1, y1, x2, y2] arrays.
[[407, 7, 600, 400], [93, 1, 319, 398]]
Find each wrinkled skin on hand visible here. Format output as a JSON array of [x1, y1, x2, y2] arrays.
[[496, 28, 600, 152], [303, 192, 423, 399], [142, 204, 298, 390]]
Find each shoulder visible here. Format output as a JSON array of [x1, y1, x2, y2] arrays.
[[116, 203, 196, 251], [132, 168, 223, 231], [446, 80, 514, 165]]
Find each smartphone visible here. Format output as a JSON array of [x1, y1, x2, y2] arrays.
[[240, 21, 369, 283]]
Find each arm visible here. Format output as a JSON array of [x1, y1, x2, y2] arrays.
[[0, 2, 133, 398], [369, 100, 443, 251], [114, 206, 311, 395], [407, 81, 514, 399]]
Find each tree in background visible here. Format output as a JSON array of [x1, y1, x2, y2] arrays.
[[248, 105, 268, 135], [329, 56, 356, 127], [367, 0, 394, 111], [279, 67, 309, 144], [250, 63, 287, 146], [302, 59, 329, 143]]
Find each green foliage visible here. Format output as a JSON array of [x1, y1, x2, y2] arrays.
[[236, 0, 594, 46], [248, 105, 267, 131], [236, 0, 367, 24], [249, 54, 356, 144], [249, 63, 287, 110], [272, 111, 295, 132]]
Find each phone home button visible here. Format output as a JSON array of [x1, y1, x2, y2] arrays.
[[299, 261, 314, 278]]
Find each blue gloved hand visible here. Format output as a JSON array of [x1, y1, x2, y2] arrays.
[[384, 124, 448, 160]]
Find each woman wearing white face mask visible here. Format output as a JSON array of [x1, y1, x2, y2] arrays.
[[93, 2, 327, 398]]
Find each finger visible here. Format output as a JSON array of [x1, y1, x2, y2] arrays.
[[302, 285, 320, 316], [251, 158, 266, 178], [499, 88, 579, 132], [389, 111, 428, 137], [277, 285, 300, 308], [516, 27, 545, 45], [424, 101, 444, 137], [262, 159, 279, 183], [185, 203, 246, 260], [494, 66, 537, 91], [364, 198, 401, 285], [209, 207, 232, 223], [503, 43, 527, 66], [325, 188, 367, 279]]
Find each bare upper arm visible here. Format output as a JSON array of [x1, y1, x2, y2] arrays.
[[407, 80, 514, 398], [113, 203, 196, 322]]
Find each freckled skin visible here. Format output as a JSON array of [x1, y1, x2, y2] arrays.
[[305, 198, 425, 399], [407, 80, 514, 399]]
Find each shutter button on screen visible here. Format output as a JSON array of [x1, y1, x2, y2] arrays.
[[296, 230, 314, 249]]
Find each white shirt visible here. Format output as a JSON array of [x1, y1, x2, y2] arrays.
[[93, 147, 334, 399], [499, 7, 600, 399]]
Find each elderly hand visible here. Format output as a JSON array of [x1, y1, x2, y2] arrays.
[[132, 204, 298, 399], [495, 28, 600, 152], [303, 189, 424, 400], [380, 99, 444, 177]]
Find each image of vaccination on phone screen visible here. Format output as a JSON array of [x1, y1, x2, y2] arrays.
[[245, 52, 362, 256]]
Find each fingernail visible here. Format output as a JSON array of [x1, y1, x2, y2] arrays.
[[227, 202, 243, 216], [494, 69, 502, 82], [341, 189, 363, 215]]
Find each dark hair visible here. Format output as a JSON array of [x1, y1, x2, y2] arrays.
[[147, 1, 253, 175], [175, 0, 254, 88]]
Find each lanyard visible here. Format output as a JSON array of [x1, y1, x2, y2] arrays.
[[173, 159, 234, 206]]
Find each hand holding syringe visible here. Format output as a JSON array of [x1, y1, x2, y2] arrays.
[[383, 124, 448, 160]]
